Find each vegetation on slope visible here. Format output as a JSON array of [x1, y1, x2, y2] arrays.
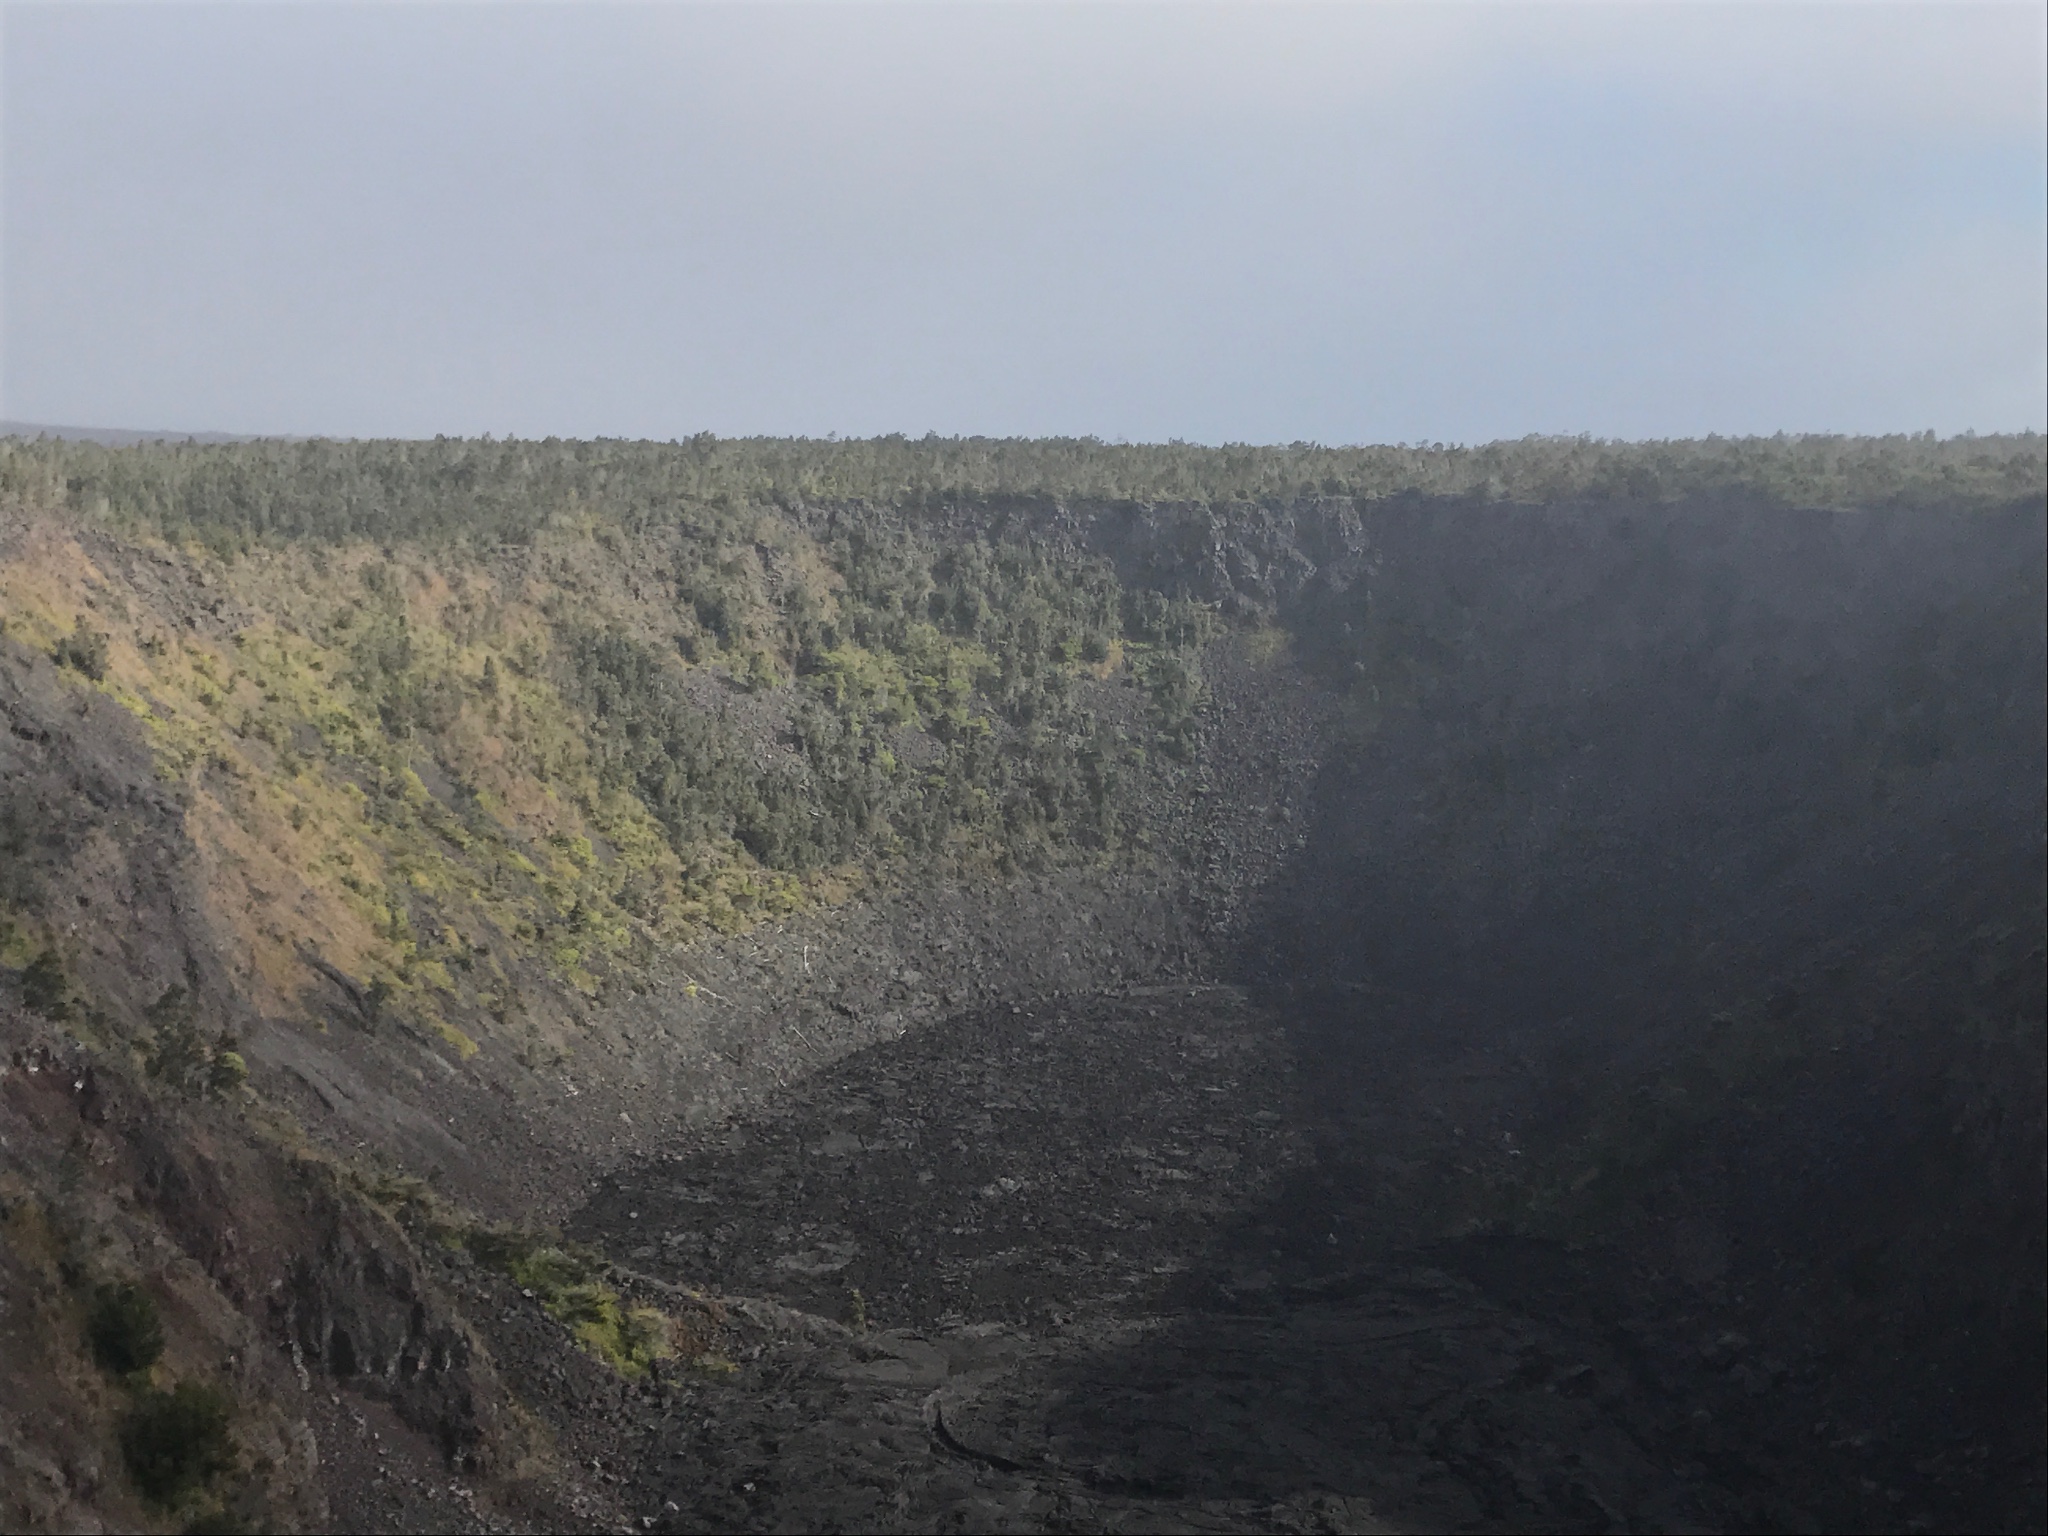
[[0, 453, 1222, 1061], [0, 430, 2035, 1039], [0, 432, 2037, 1052]]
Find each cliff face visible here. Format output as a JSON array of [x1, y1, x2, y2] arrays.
[[1237, 494, 2046, 1499], [0, 444, 2041, 1530], [1080, 489, 2047, 1485]]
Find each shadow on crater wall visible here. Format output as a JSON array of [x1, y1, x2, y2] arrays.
[[1055, 493, 2048, 1531]]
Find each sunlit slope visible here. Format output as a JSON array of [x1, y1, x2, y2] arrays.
[[0, 492, 1213, 1064]]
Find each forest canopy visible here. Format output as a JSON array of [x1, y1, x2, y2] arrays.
[[1, 430, 2039, 555]]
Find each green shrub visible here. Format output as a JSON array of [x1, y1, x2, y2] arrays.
[[52, 623, 110, 681], [19, 950, 72, 1020], [144, 986, 245, 1097], [87, 1281, 164, 1376], [207, 1044, 249, 1095], [119, 1381, 235, 1506]]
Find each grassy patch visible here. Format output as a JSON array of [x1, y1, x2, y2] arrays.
[[351, 1173, 689, 1379], [457, 1227, 674, 1377]]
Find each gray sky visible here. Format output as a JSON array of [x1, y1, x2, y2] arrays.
[[3, 2, 2043, 443]]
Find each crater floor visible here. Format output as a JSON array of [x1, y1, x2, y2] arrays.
[[455, 983, 1993, 1535]]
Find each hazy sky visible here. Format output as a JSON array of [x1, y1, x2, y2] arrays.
[[3, 2, 2043, 442]]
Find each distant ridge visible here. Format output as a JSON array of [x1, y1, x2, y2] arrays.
[[0, 420, 260, 445]]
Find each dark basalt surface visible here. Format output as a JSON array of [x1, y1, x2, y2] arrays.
[[576, 989, 1304, 1333], [521, 980, 2032, 1534]]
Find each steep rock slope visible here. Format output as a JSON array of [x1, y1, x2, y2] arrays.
[[1234, 493, 2047, 1526]]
